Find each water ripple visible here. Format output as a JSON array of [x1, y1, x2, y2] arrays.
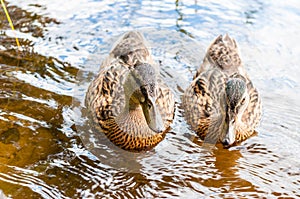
[[0, 165, 68, 198], [1, 0, 300, 198]]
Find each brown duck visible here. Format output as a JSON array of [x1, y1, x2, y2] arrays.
[[85, 31, 175, 151], [182, 34, 262, 146]]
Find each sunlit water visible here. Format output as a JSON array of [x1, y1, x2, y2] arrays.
[[0, 0, 300, 198]]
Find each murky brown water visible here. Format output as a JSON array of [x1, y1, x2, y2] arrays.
[[0, 0, 300, 198]]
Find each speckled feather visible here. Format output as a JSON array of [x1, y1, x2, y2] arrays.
[[183, 34, 262, 144], [85, 31, 175, 151], [183, 69, 228, 143], [194, 34, 245, 78], [236, 78, 262, 142]]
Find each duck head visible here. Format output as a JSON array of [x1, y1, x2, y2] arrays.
[[124, 63, 164, 133], [223, 76, 249, 146]]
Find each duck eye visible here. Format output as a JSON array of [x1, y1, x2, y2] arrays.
[[147, 101, 152, 109], [141, 86, 147, 96], [241, 98, 246, 105]]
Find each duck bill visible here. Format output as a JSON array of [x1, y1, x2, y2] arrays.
[[223, 113, 237, 146], [142, 97, 164, 133]]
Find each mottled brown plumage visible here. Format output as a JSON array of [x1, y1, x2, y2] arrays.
[[86, 31, 175, 151], [194, 34, 245, 78], [182, 34, 262, 146]]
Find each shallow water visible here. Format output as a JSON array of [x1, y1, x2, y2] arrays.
[[0, 0, 300, 198]]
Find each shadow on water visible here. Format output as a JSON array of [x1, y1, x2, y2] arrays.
[[0, 2, 78, 197], [189, 138, 261, 197]]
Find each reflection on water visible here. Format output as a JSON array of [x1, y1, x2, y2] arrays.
[[0, 0, 300, 198]]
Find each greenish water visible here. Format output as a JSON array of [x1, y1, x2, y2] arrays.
[[0, 0, 299, 198]]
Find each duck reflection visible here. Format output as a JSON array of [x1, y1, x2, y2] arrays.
[[194, 140, 259, 194]]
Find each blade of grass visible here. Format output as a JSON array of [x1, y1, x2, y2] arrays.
[[1, 0, 21, 101], [1, 0, 21, 50]]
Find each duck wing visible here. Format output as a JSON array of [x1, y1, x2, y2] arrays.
[[242, 80, 262, 131], [195, 34, 243, 79], [86, 64, 127, 123], [102, 31, 154, 68], [156, 79, 175, 128], [183, 69, 228, 144]]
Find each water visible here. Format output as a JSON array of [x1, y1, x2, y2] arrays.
[[0, 0, 300, 198]]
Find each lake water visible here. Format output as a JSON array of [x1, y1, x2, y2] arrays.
[[0, 0, 300, 198]]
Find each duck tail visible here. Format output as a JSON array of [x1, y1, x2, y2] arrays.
[[110, 31, 152, 66], [206, 34, 242, 70]]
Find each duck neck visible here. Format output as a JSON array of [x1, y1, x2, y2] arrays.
[[115, 99, 155, 138]]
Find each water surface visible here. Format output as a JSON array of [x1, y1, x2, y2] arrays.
[[0, 0, 300, 198]]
